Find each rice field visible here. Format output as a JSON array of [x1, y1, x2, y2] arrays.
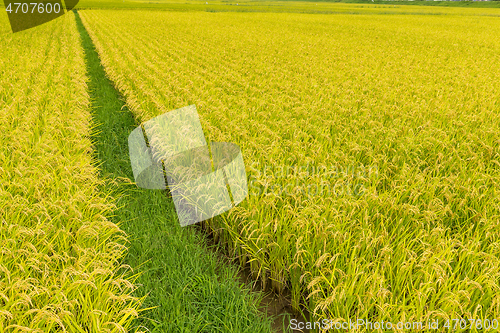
[[2, 1, 500, 332], [0, 13, 144, 332], [79, 8, 500, 332]]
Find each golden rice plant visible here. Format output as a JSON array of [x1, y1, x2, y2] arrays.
[[0, 13, 144, 332]]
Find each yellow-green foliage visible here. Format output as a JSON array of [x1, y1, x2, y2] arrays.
[[0, 14, 143, 332], [81, 9, 500, 332]]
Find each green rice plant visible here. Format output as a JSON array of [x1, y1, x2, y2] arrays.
[[80, 8, 500, 332], [0, 13, 144, 332]]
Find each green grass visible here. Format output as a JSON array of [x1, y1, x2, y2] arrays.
[[73, 10, 278, 333]]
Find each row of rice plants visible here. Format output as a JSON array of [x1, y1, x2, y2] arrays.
[[0, 14, 143, 332], [80, 9, 500, 332], [74, 0, 500, 15]]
